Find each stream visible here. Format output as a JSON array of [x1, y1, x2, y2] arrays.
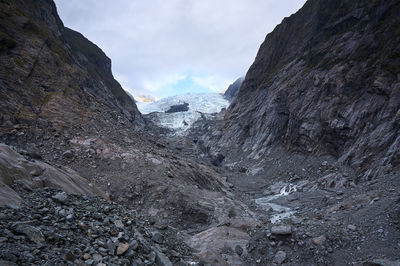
[[254, 184, 297, 223]]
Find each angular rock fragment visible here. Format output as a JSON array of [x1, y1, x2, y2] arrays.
[[271, 225, 292, 235]]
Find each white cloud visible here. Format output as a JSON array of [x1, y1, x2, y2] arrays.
[[54, 0, 306, 98], [192, 75, 231, 93]]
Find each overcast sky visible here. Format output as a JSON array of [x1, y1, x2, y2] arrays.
[[54, 0, 306, 99]]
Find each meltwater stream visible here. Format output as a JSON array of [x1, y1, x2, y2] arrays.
[[255, 184, 297, 223]]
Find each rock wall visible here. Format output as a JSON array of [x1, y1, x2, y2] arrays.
[[205, 0, 400, 179], [224, 77, 244, 102], [0, 0, 143, 145]]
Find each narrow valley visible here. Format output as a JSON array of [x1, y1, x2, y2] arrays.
[[1, 0, 399, 265]]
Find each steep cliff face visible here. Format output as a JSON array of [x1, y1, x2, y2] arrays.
[[223, 77, 244, 102], [207, 0, 400, 179], [0, 0, 143, 144]]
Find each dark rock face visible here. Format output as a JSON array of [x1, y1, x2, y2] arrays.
[[224, 77, 244, 102], [165, 103, 189, 113], [63, 27, 142, 123], [206, 0, 400, 179], [0, 0, 144, 145]]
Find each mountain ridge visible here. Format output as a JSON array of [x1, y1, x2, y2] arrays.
[[223, 77, 244, 102], [0, 0, 143, 147], [204, 0, 400, 180]]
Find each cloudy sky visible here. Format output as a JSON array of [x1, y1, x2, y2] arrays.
[[54, 0, 306, 99]]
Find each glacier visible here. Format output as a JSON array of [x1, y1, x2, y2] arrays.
[[136, 93, 229, 135]]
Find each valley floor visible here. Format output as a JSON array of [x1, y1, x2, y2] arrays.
[[164, 134, 400, 265], [1, 126, 399, 266]]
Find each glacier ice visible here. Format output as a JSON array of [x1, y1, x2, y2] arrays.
[[137, 93, 229, 135]]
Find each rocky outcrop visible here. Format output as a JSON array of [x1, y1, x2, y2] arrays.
[[0, 0, 143, 147], [205, 0, 400, 179], [165, 102, 189, 113], [0, 143, 106, 207], [224, 77, 244, 102]]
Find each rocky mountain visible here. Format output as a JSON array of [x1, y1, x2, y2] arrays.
[[0, 1, 257, 264], [1, 0, 400, 265], [0, 0, 144, 148], [192, 0, 400, 264], [205, 0, 400, 180], [223, 77, 244, 102]]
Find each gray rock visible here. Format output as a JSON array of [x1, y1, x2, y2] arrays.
[[58, 209, 68, 217], [113, 220, 124, 228], [12, 223, 45, 243], [52, 192, 68, 204], [62, 150, 73, 159], [154, 221, 168, 230], [98, 247, 108, 254], [271, 225, 292, 235], [273, 251, 286, 265], [235, 245, 243, 256], [92, 253, 102, 262], [151, 247, 172, 266], [130, 240, 138, 250], [291, 216, 302, 224], [106, 239, 116, 255], [151, 232, 164, 244], [287, 194, 299, 201], [347, 224, 357, 231], [148, 251, 156, 263], [312, 235, 326, 245], [82, 253, 91, 260]]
